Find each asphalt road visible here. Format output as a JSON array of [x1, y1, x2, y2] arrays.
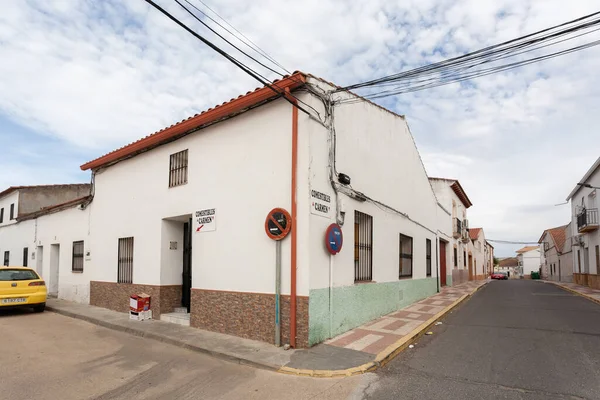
[[363, 280, 600, 399], [0, 309, 365, 400]]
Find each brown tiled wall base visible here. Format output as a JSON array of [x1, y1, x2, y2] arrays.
[[90, 281, 182, 318], [191, 289, 309, 348], [574, 273, 600, 289]]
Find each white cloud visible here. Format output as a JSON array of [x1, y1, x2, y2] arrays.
[[1, 0, 600, 255]]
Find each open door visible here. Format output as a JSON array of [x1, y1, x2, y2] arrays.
[[182, 219, 192, 312], [468, 253, 474, 281], [440, 240, 447, 286]]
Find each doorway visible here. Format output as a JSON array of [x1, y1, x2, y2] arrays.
[[440, 240, 447, 286], [468, 253, 474, 281], [49, 244, 60, 297], [182, 219, 192, 312], [36, 246, 43, 275]]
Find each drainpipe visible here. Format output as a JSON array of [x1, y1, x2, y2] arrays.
[[286, 88, 299, 348]]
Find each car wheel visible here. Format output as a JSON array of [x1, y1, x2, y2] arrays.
[[33, 303, 46, 313]]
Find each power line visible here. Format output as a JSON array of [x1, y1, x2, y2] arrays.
[[336, 11, 600, 101], [177, 0, 286, 77], [186, 0, 290, 75], [487, 239, 540, 245], [143, 0, 314, 116]]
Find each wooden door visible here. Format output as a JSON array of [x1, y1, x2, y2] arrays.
[[440, 241, 447, 286]]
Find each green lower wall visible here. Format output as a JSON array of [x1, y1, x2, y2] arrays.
[[446, 274, 453, 287], [309, 277, 438, 346]]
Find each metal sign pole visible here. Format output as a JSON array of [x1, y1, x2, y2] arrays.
[[275, 240, 282, 347]]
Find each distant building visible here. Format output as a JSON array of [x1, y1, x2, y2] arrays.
[[497, 257, 518, 278], [516, 246, 541, 277], [538, 224, 573, 283]]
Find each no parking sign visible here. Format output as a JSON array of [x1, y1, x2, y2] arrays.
[[325, 223, 343, 255]]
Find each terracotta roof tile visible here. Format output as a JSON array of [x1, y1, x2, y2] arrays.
[[499, 257, 518, 267], [516, 245, 539, 254], [469, 227, 482, 240], [81, 72, 308, 171]]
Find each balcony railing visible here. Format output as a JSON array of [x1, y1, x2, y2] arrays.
[[453, 218, 462, 239], [577, 208, 599, 233]]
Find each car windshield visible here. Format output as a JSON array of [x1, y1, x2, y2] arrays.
[[495, 272, 506, 275], [0, 269, 39, 281]]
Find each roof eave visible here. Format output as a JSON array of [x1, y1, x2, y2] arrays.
[[566, 156, 600, 201], [81, 73, 307, 171]]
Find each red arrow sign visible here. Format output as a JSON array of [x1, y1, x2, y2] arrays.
[[196, 224, 204, 232]]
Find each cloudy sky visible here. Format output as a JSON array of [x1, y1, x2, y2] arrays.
[[1, 0, 599, 256]]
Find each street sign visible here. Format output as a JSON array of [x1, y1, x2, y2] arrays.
[[194, 208, 216, 232], [325, 223, 343, 255], [265, 208, 292, 241]]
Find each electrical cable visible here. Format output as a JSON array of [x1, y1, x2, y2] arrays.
[[177, 0, 285, 77], [186, 0, 291, 75], [143, 0, 316, 117]]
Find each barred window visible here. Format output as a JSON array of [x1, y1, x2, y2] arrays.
[[23, 247, 28, 267], [399, 234, 413, 278], [3, 251, 9, 266], [169, 149, 188, 187], [117, 237, 134, 283], [426, 239, 432, 277], [354, 211, 373, 282], [72, 241, 84, 272]]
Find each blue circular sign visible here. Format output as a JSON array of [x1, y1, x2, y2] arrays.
[[325, 224, 343, 255]]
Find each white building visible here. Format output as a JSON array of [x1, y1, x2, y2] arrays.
[[516, 246, 541, 277], [468, 228, 487, 280], [78, 72, 448, 348], [0, 185, 92, 303], [566, 157, 600, 288], [429, 178, 473, 285], [538, 224, 573, 283]]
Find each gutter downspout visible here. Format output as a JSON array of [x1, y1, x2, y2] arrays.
[[286, 88, 299, 348]]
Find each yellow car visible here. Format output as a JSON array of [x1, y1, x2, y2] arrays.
[[0, 267, 47, 312]]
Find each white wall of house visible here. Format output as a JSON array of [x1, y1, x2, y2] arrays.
[[0, 191, 19, 227], [0, 218, 35, 267], [303, 81, 440, 293], [0, 203, 91, 303], [518, 248, 541, 276], [570, 164, 600, 275], [469, 230, 486, 277], [429, 179, 470, 273], [35, 206, 92, 303], [89, 98, 310, 297]]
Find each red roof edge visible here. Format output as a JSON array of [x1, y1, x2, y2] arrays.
[[81, 72, 307, 171], [450, 181, 473, 209], [16, 195, 91, 222]]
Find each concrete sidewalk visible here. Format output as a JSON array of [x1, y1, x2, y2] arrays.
[[543, 280, 600, 304], [47, 280, 487, 378]]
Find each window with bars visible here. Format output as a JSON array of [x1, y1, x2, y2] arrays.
[[23, 247, 28, 267], [169, 149, 188, 187], [117, 237, 134, 283], [426, 239, 432, 277], [354, 211, 373, 282], [3, 251, 9, 266], [454, 247, 457, 267], [0, 207, 3, 223], [399, 234, 413, 278], [72, 241, 84, 272], [10, 203, 15, 220]]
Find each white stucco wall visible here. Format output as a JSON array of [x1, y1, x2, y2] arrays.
[[518, 248, 541, 276], [89, 97, 311, 296], [35, 205, 92, 303], [304, 79, 440, 292], [0, 218, 35, 267], [570, 165, 600, 275], [0, 191, 19, 227]]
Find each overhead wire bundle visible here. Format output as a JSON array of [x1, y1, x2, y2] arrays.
[[336, 11, 600, 103]]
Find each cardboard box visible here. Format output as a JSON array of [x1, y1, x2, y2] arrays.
[[129, 293, 151, 312]]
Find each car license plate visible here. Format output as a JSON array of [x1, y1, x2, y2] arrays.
[[2, 298, 26, 304]]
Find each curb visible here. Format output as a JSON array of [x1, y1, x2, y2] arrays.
[[278, 281, 489, 378], [47, 282, 487, 379], [46, 305, 280, 372], [543, 281, 600, 306]]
